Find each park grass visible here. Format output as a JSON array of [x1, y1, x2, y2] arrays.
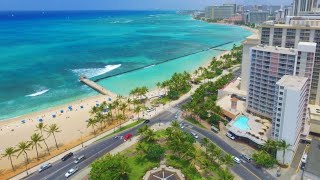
[[185, 116, 206, 129], [122, 145, 160, 180], [96, 119, 144, 142]]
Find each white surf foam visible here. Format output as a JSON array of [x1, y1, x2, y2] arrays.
[[26, 89, 50, 97], [72, 64, 121, 79], [144, 64, 155, 69]]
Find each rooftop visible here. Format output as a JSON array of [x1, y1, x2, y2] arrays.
[[276, 75, 308, 91], [259, 23, 320, 30], [252, 44, 296, 55], [305, 138, 320, 177]]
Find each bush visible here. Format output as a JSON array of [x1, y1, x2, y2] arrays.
[[252, 150, 277, 168]]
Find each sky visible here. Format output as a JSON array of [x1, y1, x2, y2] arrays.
[[0, 0, 293, 11]]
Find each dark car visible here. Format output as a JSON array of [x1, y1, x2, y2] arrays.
[[61, 152, 73, 161], [143, 119, 150, 124], [240, 154, 251, 163], [301, 162, 306, 170]]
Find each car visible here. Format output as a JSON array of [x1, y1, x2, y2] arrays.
[[74, 155, 86, 164], [65, 167, 79, 178], [61, 152, 73, 161], [300, 162, 306, 170], [143, 119, 150, 124], [226, 132, 235, 140], [191, 132, 198, 139], [240, 154, 251, 163], [38, 163, 52, 172], [124, 133, 133, 141], [301, 154, 307, 163], [233, 156, 241, 164], [180, 123, 184, 129], [174, 113, 179, 119]]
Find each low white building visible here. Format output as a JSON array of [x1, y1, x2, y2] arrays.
[[272, 75, 309, 164]]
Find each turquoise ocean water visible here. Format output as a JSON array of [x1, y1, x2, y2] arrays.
[[0, 11, 251, 120]]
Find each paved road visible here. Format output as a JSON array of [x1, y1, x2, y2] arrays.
[[181, 119, 276, 180], [25, 110, 175, 180], [25, 77, 276, 180]]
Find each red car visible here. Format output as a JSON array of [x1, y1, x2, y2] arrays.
[[124, 133, 132, 141]]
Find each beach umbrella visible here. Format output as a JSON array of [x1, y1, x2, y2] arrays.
[[38, 119, 43, 123], [96, 104, 99, 107], [60, 110, 64, 113], [21, 120, 26, 124], [52, 114, 56, 118], [108, 97, 112, 101], [80, 105, 84, 109]]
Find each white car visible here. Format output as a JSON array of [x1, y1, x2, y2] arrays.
[[38, 163, 52, 172], [180, 123, 184, 129], [226, 132, 235, 140], [301, 154, 307, 163], [233, 156, 241, 164], [191, 132, 198, 139], [74, 155, 86, 164], [65, 167, 79, 178]]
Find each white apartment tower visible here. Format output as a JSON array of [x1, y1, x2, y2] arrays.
[[246, 42, 316, 119], [293, 0, 318, 15], [273, 75, 309, 164]]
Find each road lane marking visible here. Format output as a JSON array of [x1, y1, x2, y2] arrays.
[[184, 121, 263, 180]]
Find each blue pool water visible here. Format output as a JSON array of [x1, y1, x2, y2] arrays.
[[233, 116, 250, 130]]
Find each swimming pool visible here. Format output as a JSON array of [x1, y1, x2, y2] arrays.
[[233, 116, 250, 130]]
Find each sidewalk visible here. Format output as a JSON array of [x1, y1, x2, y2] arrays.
[[71, 123, 171, 180], [11, 67, 234, 180]]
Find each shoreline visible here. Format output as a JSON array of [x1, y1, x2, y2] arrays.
[[0, 21, 252, 173]]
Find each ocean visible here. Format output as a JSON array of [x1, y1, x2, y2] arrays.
[[0, 11, 251, 120]]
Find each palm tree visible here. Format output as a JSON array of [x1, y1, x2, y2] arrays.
[[200, 137, 209, 152], [89, 106, 100, 116], [1, 147, 17, 171], [218, 169, 234, 180], [36, 123, 50, 155], [30, 133, 44, 160], [134, 106, 142, 119], [156, 82, 162, 95], [277, 140, 292, 165], [95, 112, 105, 131], [116, 114, 125, 128], [16, 141, 31, 165], [119, 102, 128, 117], [87, 118, 97, 135], [127, 98, 132, 111], [46, 124, 61, 149], [263, 139, 278, 157], [222, 154, 234, 169]]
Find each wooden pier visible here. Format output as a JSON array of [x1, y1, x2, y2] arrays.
[[79, 76, 110, 95]]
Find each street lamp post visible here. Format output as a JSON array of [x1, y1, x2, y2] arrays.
[[78, 130, 84, 148]]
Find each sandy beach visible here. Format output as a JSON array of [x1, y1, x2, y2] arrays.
[[0, 42, 237, 180]]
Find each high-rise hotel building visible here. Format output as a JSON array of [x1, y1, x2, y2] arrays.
[[247, 42, 316, 119], [258, 24, 320, 105], [273, 75, 309, 164]]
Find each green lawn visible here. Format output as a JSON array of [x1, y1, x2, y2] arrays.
[[96, 119, 144, 142], [121, 145, 160, 180], [185, 117, 206, 129]]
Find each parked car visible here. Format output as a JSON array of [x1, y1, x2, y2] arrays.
[[61, 152, 73, 161], [65, 167, 79, 178], [175, 113, 179, 119], [240, 154, 251, 163], [74, 155, 86, 164], [191, 132, 198, 139], [226, 132, 235, 140], [143, 119, 150, 124], [38, 163, 52, 173], [233, 156, 241, 164], [124, 133, 133, 141], [301, 154, 307, 163]]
